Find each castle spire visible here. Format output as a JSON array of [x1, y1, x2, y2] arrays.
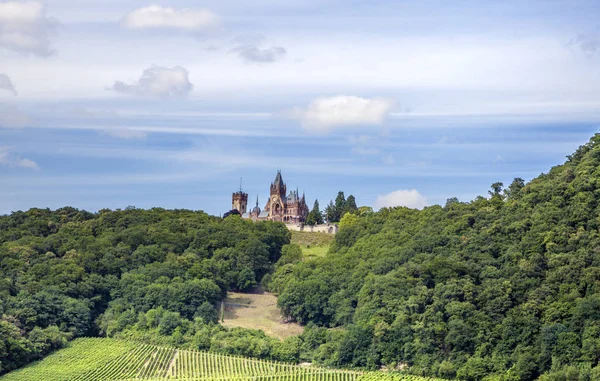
[[274, 170, 284, 187]]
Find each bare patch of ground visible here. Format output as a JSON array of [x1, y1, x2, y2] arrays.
[[221, 288, 303, 340]]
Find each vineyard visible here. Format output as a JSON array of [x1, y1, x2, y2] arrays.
[[0, 338, 444, 381]]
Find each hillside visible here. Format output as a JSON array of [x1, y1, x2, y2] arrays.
[[269, 134, 600, 380], [0, 208, 293, 374], [0, 337, 442, 381], [4, 135, 600, 380]]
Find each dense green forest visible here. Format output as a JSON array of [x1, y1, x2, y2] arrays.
[[0, 209, 293, 374], [4, 134, 600, 380], [270, 134, 600, 380]]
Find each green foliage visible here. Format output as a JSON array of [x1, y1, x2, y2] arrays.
[[0, 208, 290, 375], [323, 192, 359, 223], [273, 134, 600, 379], [276, 244, 303, 267], [339, 213, 359, 230], [307, 200, 325, 226]]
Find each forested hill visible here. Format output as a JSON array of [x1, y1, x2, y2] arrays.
[[4, 136, 600, 380], [0, 208, 291, 374], [271, 134, 600, 380]]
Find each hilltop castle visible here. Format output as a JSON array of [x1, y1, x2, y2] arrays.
[[232, 171, 309, 223]]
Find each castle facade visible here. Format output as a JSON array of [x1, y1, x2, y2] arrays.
[[234, 171, 309, 223]]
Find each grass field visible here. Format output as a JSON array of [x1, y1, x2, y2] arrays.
[[290, 231, 333, 260], [0, 338, 445, 381], [221, 289, 304, 340]]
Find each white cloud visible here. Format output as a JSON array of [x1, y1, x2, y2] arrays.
[[0, 147, 39, 170], [101, 127, 147, 140], [382, 154, 395, 165], [0, 73, 17, 95], [348, 135, 373, 145], [374, 189, 428, 210], [0, 106, 31, 128], [352, 146, 380, 155], [111, 65, 194, 98], [67, 107, 118, 119], [571, 33, 599, 56], [290, 96, 395, 132], [236, 44, 286, 63], [123, 5, 219, 31], [0, 1, 57, 56]]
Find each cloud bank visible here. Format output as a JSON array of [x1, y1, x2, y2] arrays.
[[0, 106, 31, 128], [111, 66, 194, 98], [236, 44, 286, 63], [572, 33, 600, 56], [0, 73, 17, 95], [101, 127, 147, 140], [291, 96, 395, 132], [0, 147, 38, 170], [374, 189, 428, 210], [123, 6, 219, 31], [0, 1, 56, 56]]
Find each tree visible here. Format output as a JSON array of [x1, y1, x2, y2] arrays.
[[223, 209, 241, 218], [445, 197, 459, 208], [276, 244, 303, 268], [0, 320, 33, 373], [357, 206, 373, 216], [334, 192, 347, 221], [488, 182, 504, 198], [306, 200, 324, 226], [505, 177, 525, 199], [324, 200, 336, 223], [339, 213, 359, 230], [345, 195, 358, 215]]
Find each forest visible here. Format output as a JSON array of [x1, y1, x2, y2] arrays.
[[270, 134, 600, 380], [4, 134, 600, 380], [0, 208, 293, 373]]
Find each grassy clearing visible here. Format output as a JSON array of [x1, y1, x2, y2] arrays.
[[290, 231, 333, 260], [221, 290, 304, 340], [300, 245, 329, 259]]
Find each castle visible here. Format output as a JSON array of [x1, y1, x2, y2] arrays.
[[232, 171, 309, 223]]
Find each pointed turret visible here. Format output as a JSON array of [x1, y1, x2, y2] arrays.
[[270, 170, 286, 197], [274, 171, 285, 189]]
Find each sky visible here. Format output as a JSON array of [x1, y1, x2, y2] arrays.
[[1, 0, 600, 215]]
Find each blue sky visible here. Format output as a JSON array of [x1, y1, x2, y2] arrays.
[[1, 0, 600, 215]]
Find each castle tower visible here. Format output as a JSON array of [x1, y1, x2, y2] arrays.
[[232, 178, 248, 214], [232, 191, 248, 214], [266, 170, 287, 221], [270, 170, 286, 198]]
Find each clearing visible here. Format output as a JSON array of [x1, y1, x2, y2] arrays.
[[221, 288, 304, 340], [290, 230, 334, 260], [220, 232, 334, 340]]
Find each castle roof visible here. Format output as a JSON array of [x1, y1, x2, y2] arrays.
[[252, 196, 261, 214], [273, 170, 284, 188], [287, 190, 300, 202]]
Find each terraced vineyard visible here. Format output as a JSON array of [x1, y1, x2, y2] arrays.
[[0, 338, 443, 381]]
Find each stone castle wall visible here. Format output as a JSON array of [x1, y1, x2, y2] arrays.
[[285, 223, 338, 234]]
